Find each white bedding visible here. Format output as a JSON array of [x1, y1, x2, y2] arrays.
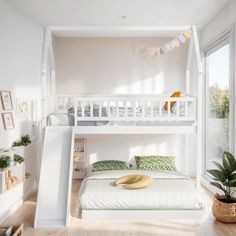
[[78, 170, 202, 210]]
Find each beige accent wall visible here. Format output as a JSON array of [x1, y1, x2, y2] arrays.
[[54, 37, 188, 95]]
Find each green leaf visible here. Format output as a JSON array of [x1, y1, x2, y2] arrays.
[[223, 151, 236, 172], [222, 154, 232, 174], [224, 180, 236, 187], [207, 169, 226, 182], [229, 173, 236, 181], [210, 182, 227, 194], [213, 161, 227, 175]]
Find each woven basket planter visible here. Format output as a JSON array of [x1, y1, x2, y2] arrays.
[[212, 194, 236, 223]]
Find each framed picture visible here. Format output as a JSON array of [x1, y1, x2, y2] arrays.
[[16, 98, 31, 118], [2, 112, 14, 130], [0, 91, 13, 110]]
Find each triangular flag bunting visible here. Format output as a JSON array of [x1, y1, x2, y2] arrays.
[[139, 28, 191, 57], [183, 30, 192, 39]]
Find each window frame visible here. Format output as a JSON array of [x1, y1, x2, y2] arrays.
[[202, 25, 235, 176]]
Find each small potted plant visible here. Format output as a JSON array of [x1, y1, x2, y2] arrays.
[[12, 134, 31, 147], [13, 154, 24, 165], [0, 155, 12, 171], [207, 151, 236, 223]]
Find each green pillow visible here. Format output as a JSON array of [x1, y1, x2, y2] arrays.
[[92, 160, 132, 172], [135, 156, 177, 171]]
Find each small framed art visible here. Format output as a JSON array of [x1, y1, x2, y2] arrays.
[[0, 91, 13, 110], [2, 112, 14, 130]]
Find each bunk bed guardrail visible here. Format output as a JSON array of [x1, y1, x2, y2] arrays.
[[48, 95, 197, 125]]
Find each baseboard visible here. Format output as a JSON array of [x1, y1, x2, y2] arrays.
[[24, 185, 37, 201], [0, 186, 37, 225], [0, 199, 23, 224]]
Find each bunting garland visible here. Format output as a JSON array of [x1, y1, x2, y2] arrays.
[[140, 29, 192, 57]]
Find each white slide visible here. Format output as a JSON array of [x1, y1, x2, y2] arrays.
[[34, 126, 74, 228]]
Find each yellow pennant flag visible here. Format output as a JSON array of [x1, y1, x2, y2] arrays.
[[183, 30, 191, 39]]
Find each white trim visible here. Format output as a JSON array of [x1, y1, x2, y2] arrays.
[[65, 128, 75, 227], [192, 25, 204, 189], [74, 125, 196, 135], [0, 199, 23, 224], [0, 186, 37, 224], [186, 37, 194, 94], [202, 24, 235, 177], [41, 28, 55, 128], [81, 209, 207, 220], [49, 25, 191, 34]]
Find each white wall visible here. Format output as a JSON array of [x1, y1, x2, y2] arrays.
[[76, 134, 186, 173], [0, 0, 43, 147], [0, 0, 43, 222], [54, 37, 188, 95]]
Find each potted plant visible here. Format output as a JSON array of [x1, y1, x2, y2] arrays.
[[13, 154, 24, 165], [207, 151, 236, 223], [0, 155, 12, 171], [12, 134, 31, 147]]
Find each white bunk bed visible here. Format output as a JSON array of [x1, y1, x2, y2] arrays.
[[47, 94, 197, 134], [35, 25, 204, 228]]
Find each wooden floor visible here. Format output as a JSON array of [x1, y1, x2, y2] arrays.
[[2, 180, 236, 236]]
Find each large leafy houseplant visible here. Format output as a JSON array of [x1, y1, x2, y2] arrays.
[[207, 151, 236, 203]]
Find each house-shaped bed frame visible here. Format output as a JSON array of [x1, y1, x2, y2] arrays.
[[35, 25, 204, 228]]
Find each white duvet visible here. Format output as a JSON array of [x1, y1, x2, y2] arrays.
[[78, 170, 202, 210]]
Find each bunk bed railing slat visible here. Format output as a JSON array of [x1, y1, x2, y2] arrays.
[[51, 95, 197, 124]]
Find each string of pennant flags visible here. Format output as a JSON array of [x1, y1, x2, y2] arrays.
[[140, 29, 192, 57]]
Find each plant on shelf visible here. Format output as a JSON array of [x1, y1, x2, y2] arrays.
[[0, 155, 12, 171], [13, 154, 24, 165], [12, 134, 31, 147], [207, 151, 236, 223]]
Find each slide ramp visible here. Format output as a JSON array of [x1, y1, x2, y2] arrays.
[[34, 126, 74, 228]]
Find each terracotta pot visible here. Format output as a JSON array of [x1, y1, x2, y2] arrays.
[[212, 193, 236, 223]]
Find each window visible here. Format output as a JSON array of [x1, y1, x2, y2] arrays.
[[204, 29, 234, 172]]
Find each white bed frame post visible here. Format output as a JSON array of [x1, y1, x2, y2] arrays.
[[184, 32, 193, 176], [192, 25, 204, 188], [41, 27, 55, 129]]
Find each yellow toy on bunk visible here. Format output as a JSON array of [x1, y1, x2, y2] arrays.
[[163, 91, 182, 111]]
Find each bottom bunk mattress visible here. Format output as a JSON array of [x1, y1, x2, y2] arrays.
[[78, 170, 203, 210]]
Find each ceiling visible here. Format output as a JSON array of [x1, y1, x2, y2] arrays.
[[8, 0, 229, 37]]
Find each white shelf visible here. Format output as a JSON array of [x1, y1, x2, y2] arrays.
[[73, 138, 86, 179], [0, 163, 25, 193]]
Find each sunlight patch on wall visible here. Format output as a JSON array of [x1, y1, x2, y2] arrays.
[[143, 143, 159, 154], [129, 145, 144, 157], [114, 72, 165, 94], [89, 152, 98, 165]]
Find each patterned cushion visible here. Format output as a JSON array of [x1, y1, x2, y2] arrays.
[[92, 160, 132, 172], [135, 156, 177, 171]]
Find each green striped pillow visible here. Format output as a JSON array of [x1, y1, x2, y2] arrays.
[[135, 156, 177, 171], [92, 160, 132, 172]]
